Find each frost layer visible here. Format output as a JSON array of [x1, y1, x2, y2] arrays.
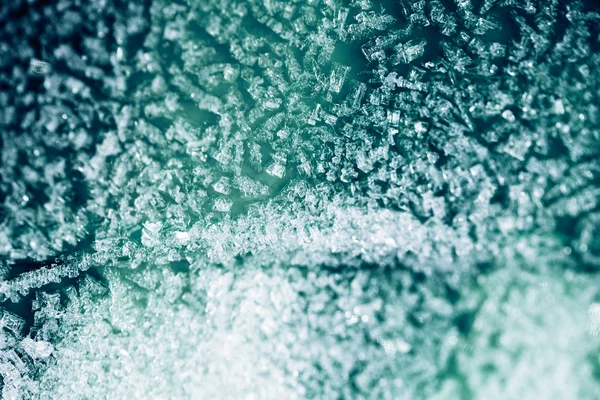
[[0, 0, 599, 398]]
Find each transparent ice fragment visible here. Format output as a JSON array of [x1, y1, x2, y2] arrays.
[[174, 231, 190, 242], [489, 42, 506, 58], [127, 268, 161, 291], [502, 109, 515, 122], [213, 198, 233, 212], [356, 151, 374, 173], [263, 98, 282, 111], [164, 20, 185, 41], [474, 17, 500, 35], [336, 8, 350, 40], [151, 75, 167, 95], [387, 110, 400, 127], [393, 40, 426, 64], [502, 136, 532, 161], [282, 4, 295, 20], [248, 142, 263, 171], [266, 156, 287, 179], [234, 176, 269, 199], [329, 63, 350, 94], [423, 192, 445, 218], [480, 0, 498, 14], [223, 64, 239, 81], [97, 132, 121, 157], [348, 82, 366, 109], [307, 104, 322, 126], [552, 99, 565, 115], [377, 337, 412, 356], [276, 129, 289, 140], [28, 59, 51, 76], [21, 338, 53, 359], [426, 152, 439, 164], [79, 275, 108, 297], [212, 177, 232, 195], [429, 1, 447, 25], [361, 41, 385, 63], [322, 112, 338, 126], [0, 310, 25, 335], [396, 77, 428, 92], [415, 121, 428, 134], [350, 11, 396, 41], [142, 221, 163, 247]]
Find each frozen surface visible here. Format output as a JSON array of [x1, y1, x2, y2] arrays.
[[0, 0, 599, 398]]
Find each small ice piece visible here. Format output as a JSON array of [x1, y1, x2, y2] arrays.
[[415, 121, 428, 133], [361, 41, 385, 62], [307, 104, 321, 125], [206, 14, 222, 37], [502, 109, 515, 122], [424, 193, 446, 218], [142, 221, 162, 247], [490, 42, 506, 58], [0, 311, 25, 334], [164, 21, 184, 41], [151, 75, 167, 94], [212, 177, 232, 195], [329, 63, 350, 94], [276, 129, 289, 139], [97, 132, 121, 157], [360, 40, 377, 61], [282, 4, 295, 20], [394, 40, 426, 64], [474, 17, 500, 35], [349, 82, 366, 109], [266, 155, 287, 179], [552, 99, 565, 115], [21, 338, 53, 359], [28, 58, 51, 75], [266, 162, 286, 179], [249, 142, 263, 171], [345, 313, 359, 325], [469, 164, 484, 177], [378, 337, 412, 356], [174, 231, 190, 241], [264, 98, 282, 111], [213, 198, 233, 212], [336, 8, 349, 39], [426, 152, 439, 164], [429, 1, 446, 25], [502, 137, 531, 161], [235, 176, 269, 198], [223, 64, 239, 81], [387, 110, 400, 127], [322, 112, 338, 126]]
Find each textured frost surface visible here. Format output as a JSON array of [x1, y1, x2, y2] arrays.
[[0, 0, 599, 398]]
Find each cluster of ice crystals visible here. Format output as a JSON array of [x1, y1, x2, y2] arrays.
[[0, 0, 599, 398]]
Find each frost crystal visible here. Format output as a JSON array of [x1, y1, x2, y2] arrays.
[[27, 59, 51, 76]]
